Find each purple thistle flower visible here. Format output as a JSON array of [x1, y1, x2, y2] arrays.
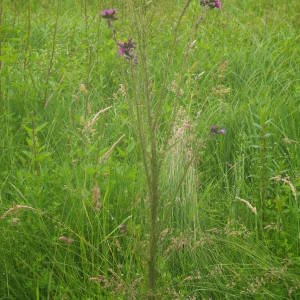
[[200, 0, 221, 9], [117, 38, 138, 63], [101, 8, 117, 20], [118, 46, 126, 56], [219, 128, 226, 135], [210, 125, 226, 135], [215, 0, 221, 9]]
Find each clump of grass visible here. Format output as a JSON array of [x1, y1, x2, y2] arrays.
[[120, 1, 218, 296], [161, 107, 199, 234]]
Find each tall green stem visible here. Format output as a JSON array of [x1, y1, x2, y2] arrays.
[[44, 1, 59, 108], [23, 0, 31, 69]]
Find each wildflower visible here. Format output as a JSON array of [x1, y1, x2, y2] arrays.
[[219, 128, 226, 135], [117, 38, 138, 63], [200, 0, 221, 9], [215, 0, 221, 9], [118, 45, 126, 56], [210, 125, 226, 135], [101, 9, 117, 20]]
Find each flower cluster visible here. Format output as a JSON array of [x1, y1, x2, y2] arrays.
[[210, 125, 226, 135], [101, 9, 137, 63], [200, 0, 221, 9], [117, 38, 138, 63], [101, 2, 222, 63]]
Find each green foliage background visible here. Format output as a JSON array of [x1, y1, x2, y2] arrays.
[[0, 0, 299, 299]]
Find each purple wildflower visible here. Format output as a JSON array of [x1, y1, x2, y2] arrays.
[[219, 128, 226, 135], [210, 125, 226, 135], [215, 0, 221, 9], [200, 0, 221, 9], [117, 38, 138, 63], [101, 8, 117, 20], [118, 46, 126, 56]]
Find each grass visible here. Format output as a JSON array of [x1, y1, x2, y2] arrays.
[[0, 0, 299, 299]]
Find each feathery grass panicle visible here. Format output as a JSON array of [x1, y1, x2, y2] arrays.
[[0, 204, 35, 220], [92, 184, 101, 212], [236, 197, 257, 215], [83, 106, 112, 135], [58, 236, 73, 244], [98, 134, 125, 163], [270, 175, 297, 202]]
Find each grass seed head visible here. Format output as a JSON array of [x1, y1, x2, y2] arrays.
[[92, 184, 101, 212], [58, 236, 73, 244], [120, 223, 127, 235], [1, 204, 35, 220]]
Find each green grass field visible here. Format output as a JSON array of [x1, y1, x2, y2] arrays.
[[0, 0, 299, 299]]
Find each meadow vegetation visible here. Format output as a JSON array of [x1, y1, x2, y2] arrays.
[[0, 0, 299, 299]]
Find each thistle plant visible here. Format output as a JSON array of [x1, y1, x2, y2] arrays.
[[101, 1, 221, 298]]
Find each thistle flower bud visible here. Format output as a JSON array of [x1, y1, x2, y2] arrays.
[[101, 9, 117, 20], [210, 125, 226, 135]]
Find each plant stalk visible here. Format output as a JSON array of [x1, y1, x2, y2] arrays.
[[44, 1, 59, 108]]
